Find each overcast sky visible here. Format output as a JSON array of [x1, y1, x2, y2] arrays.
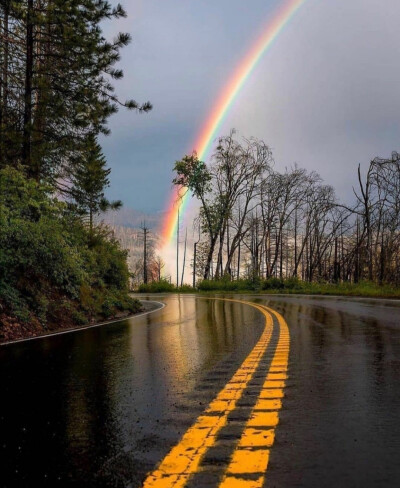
[[101, 0, 400, 214]]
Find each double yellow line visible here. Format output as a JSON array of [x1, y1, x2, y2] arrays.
[[142, 298, 290, 488]]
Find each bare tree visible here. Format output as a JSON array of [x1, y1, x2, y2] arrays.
[[139, 222, 150, 284], [174, 130, 400, 286]]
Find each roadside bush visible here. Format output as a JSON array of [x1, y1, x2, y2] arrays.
[[194, 277, 400, 298], [262, 277, 284, 290], [138, 281, 195, 293], [138, 279, 175, 293], [282, 277, 304, 290], [0, 167, 140, 328], [197, 279, 236, 291], [197, 278, 261, 292], [177, 284, 194, 293]]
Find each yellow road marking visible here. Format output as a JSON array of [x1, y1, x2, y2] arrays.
[[238, 428, 275, 448], [259, 389, 284, 398], [142, 299, 274, 488], [142, 300, 291, 488], [219, 304, 290, 488], [228, 448, 270, 474], [263, 380, 285, 388], [247, 411, 279, 427], [253, 399, 282, 411], [219, 477, 264, 488], [266, 373, 287, 380]]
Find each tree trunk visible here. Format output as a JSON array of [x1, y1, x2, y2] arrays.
[[193, 242, 197, 288], [144, 228, 148, 284], [181, 229, 187, 286], [23, 0, 34, 174], [293, 210, 298, 277], [215, 223, 226, 280], [237, 240, 241, 280], [226, 224, 231, 276], [203, 234, 218, 280], [176, 207, 179, 286], [0, 2, 9, 164]]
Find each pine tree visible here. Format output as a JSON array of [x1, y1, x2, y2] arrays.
[[70, 133, 121, 234], [0, 1, 151, 181]]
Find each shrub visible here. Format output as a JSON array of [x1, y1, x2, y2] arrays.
[[197, 278, 260, 292], [178, 284, 194, 293], [0, 167, 138, 327], [283, 277, 304, 290], [262, 277, 284, 290], [138, 279, 175, 293]]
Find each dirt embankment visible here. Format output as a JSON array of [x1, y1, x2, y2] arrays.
[[0, 306, 147, 345]]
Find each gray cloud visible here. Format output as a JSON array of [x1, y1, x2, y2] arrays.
[[102, 0, 400, 211]]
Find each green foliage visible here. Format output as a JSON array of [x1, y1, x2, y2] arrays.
[[0, 0, 151, 178], [0, 167, 140, 326], [69, 134, 122, 230], [196, 277, 400, 298], [100, 291, 141, 319], [178, 284, 195, 293], [138, 279, 176, 293], [0, 1, 148, 337], [197, 280, 237, 292], [262, 277, 285, 290], [137, 280, 196, 293], [287, 281, 400, 297], [172, 153, 212, 199], [136, 274, 400, 298], [198, 278, 260, 292], [282, 277, 304, 290]]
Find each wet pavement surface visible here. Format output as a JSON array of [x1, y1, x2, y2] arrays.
[[1, 295, 400, 487]]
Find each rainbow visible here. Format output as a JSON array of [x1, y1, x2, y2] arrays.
[[162, 0, 307, 244]]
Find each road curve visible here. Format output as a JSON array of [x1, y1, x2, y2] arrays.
[[0, 300, 165, 346], [0, 294, 399, 487], [143, 298, 289, 488]]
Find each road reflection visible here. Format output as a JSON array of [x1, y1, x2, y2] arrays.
[[247, 295, 400, 487], [1, 294, 399, 487], [0, 296, 263, 487]]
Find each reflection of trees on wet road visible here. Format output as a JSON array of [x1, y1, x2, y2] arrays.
[[256, 295, 400, 488], [1, 295, 399, 487]]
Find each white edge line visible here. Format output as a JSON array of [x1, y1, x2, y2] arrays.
[[1, 301, 166, 347]]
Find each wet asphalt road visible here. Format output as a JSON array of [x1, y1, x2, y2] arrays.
[[0, 295, 399, 487]]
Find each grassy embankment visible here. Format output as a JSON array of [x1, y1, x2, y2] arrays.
[[138, 277, 400, 298]]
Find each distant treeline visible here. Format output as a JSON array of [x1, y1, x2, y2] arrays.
[[174, 132, 400, 286], [0, 1, 150, 335]]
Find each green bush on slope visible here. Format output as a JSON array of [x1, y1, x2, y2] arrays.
[[0, 167, 141, 328]]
